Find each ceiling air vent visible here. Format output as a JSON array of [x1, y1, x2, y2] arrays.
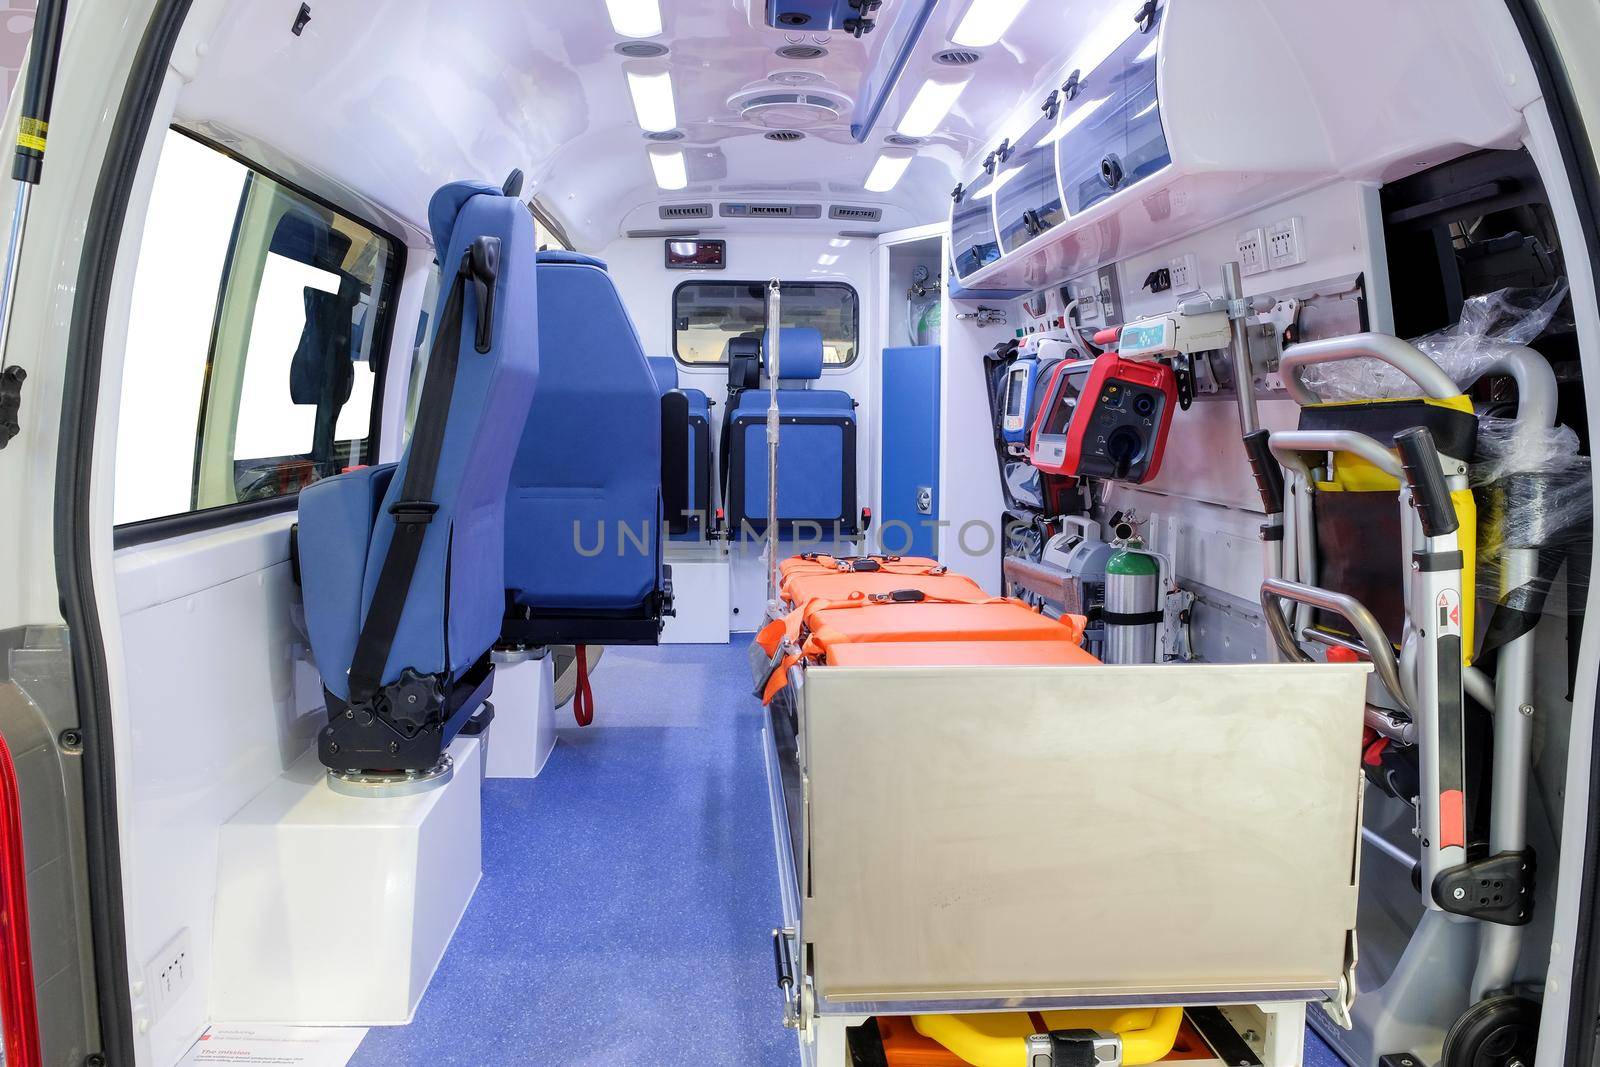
[[776, 43, 828, 61], [730, 87, 850, 129], [885, 134, 925, 147], [934, 48, 983, 66], [645, 130, 686, 142], [615, 41, 669, 59], [720, 203, 824, 220], [765, 130, 806, 143], [829, 205, 883, 222], [659, 203, 713, 220]]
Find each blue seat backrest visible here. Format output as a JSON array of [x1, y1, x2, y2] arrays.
[[647, 354, 679, 395], [298, 180, 539, 700], [724, 326, 856, 532], [768, 326, 825, 382], [506, 253, 661, 610]]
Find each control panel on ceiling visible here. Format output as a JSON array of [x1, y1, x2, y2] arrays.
[[665, 239, 726, 270]]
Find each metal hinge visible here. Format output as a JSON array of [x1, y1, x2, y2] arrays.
[[0, 365, 25, 450]]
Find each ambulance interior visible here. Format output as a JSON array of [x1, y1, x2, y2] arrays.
[[8, 0, 1600, 1065]]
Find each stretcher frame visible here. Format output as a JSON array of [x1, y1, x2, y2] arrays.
[[765, 659, 1369, 1065]]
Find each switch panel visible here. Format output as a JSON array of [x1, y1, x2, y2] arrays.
[[1168, 253, 1198, 294], [1265, 216, 1306, 270], [1237, 228, 1267, 276]]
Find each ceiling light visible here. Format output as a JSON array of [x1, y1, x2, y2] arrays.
[[865, 151, 914, 193], [606, 0, 662, 38], [896, 78, 970, 138], [648, 146, 688, 190], [627, 69, 678, 133], [951, 0, 1031, 48]]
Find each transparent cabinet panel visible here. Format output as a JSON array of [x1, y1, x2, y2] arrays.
[[994, 108, 1066, 255], [950, 167, 1002, 282], [1055, 12, 1171, 216]]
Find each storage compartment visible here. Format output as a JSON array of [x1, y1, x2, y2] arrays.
[[950, 166, 1002, 283], [994, 109, 1067, 255], [1055, 10, 1170, 216]]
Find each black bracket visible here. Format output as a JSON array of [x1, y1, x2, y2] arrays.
[[1042, 88, 1061, 120], [291, 2, 311, 36], [983, 150, 999, 175], [951, 182, 965, 203], [995, 138, 1014, 164], [0, 365, 24, 450], [1135, 0, 1159, 33], [1433, 849, 1535, 925], [1062, 69, 1082, 101], [1172, 352, 1194, 410]]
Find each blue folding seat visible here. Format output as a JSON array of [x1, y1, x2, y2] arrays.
[[647, 355, 713, 539], [297, 176, 538, 774], [724, 327, 859, 535], [501, 253, 678, 645]]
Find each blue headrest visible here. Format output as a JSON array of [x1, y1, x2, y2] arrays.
[[647, 355, 678, 394], [765, 327, 824, 380], [427, 180, 503, 255], [537, 250, 609, 270]]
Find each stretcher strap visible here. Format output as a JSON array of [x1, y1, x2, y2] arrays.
[[755, 588, 1018, 705], [572, 644, 594, 727]]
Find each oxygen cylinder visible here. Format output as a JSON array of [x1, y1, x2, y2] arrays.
[[1104, 541, 1159, 664]]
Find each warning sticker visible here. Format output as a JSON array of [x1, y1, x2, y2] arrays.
[[1436, 589, 1463, 636]]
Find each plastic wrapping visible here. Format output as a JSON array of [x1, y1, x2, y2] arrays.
[[1300, 284, 1569, 400], [1473, 414, 1591, 657]]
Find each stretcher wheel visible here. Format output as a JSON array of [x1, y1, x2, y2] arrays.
[[1441, 994, 1539, 1067]]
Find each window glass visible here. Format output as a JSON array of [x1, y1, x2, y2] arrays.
[[673, 281, 858, 366], [114, 130, 397, 526], [404, 262, 443, 439]]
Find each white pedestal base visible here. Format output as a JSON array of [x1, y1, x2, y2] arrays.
[[662, 549, 731, 643], [211, 735, 482, 1025], [484, 652, 556, 778]]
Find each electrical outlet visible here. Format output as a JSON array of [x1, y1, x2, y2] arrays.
[[1265, 216, 1306, 270], [1237, 228, 1267, 276], [145, 928, 193, 1021], [1168, 253, 1198, 294]]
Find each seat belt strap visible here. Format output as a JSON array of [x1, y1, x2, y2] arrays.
[[346, 238, 499, 704]]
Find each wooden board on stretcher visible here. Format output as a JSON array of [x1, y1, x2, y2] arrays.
[[799, 662, 1368, 1010]]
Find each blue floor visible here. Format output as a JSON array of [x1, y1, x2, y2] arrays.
[[349, 637, 1348, 1067], [350, 639, 795, 1066]]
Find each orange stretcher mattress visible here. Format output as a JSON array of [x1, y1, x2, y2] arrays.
[[782, 568, 988, 607], [804, 600, 1084, 649], [825, 639, 1100, 668], [756, 578, 1091, 703]]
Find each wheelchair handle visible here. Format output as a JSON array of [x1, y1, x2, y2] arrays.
[[1394, 426, 1460, 538], [1279, 332, 1459, 406], [1268, 429, 1404, 482], [1260, 578, 1409, 712], [1242, 429, 1284, 515]]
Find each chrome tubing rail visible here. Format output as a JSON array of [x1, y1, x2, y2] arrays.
[[1260, 577, 1408, 714], [1279, 332, 1460, 406]]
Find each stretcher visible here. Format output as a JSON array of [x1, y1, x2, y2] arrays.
[[755, 586, 1091, 703]]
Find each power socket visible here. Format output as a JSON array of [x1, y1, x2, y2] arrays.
[[1266, 216, 1306, 270], [1237, 228, 1267, 276], [1167, 252, 1198, 294], [145, 927, 193, 1021]]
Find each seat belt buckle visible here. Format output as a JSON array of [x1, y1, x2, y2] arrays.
[[1024, 1029, 1122, 1067], [873, 588, 925, 604], [389, 499, 441, 525]]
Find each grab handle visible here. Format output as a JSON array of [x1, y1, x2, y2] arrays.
[[1268, 428, 1404, 482], [1260, 578, 1409, 712], [1279, 332, 1459, 406], [1242, 429, 1284, 515], [1395, 426, 1459, 538]]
